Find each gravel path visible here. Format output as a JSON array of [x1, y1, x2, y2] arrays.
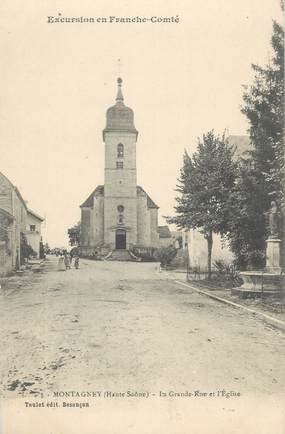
[[0, 256, 284, 399]]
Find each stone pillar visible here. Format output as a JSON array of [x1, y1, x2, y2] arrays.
[[265, 238, 282, 274]]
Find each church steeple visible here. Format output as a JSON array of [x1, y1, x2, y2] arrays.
[[116, 77, 124, 103], [103, 77, 138, 141]]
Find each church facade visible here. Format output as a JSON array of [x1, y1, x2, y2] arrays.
[[80, 78, 159, 255]]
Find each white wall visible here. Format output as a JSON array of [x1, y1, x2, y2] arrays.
[[184, 229, 234, 271]]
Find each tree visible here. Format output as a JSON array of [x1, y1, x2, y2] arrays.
[[39, 237, 45, 259], [226, 163, 267, 269], [67, 222, 81, 246], [227, 13, 284, 269], [241, 18, 284, 204], [168, 131, 237, 279]]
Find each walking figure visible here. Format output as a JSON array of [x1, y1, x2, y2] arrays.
[[64, 252, 71, 270], [74, 256, 80, 269], [57, 254, 66, 271]]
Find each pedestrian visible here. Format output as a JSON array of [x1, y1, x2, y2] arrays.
[[57, 254, 66, 271], [64, 252, 71, 270], [74, 255, 80, 269]]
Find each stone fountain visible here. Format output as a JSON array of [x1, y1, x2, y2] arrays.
[[233, 201, 285, 298]]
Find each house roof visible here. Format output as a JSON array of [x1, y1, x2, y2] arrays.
[[28, 209, 44, 222], [80, 185, 159, 209], [158, 225, 172, 238], [0, 172, 28, 210]]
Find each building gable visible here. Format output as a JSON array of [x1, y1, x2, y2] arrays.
[[136, 186, 159, 209], [80, 185, 104, 208]]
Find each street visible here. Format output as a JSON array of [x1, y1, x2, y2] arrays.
[[0, 257, 284, 398]]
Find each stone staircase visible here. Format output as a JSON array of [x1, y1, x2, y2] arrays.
[[107, 249, 136, 262]]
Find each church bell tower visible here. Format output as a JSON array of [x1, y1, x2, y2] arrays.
[[102, 78, 138, 249]]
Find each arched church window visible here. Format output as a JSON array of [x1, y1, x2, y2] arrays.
[[117, 205, 124, 225], [117, 143, 124, 158]]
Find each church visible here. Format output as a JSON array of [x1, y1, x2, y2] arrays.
[[80, 78, 160, 256]]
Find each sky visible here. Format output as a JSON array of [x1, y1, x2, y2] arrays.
[[0, 0, 282, 247]]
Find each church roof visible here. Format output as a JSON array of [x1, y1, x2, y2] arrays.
[[158, 225, 172, 238], [80, 185, 159, 209], [137, 186, 159, 209], [103, 78, 138, 140], [80, 185, 104, 208]]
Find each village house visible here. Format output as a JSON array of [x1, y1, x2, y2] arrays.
[[26, 209, 44, 258], [0, 172, 44, 276]]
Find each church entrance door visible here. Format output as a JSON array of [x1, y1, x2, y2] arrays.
[[115, 229, 126, 249]]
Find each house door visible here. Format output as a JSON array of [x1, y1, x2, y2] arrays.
[[115, 229, 126, 249]]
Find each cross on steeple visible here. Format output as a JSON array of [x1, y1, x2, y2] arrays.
[[117, 58, 121, 77]]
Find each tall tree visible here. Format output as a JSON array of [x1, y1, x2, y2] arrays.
[[241, 18, 284, 204], [168, 131, 237, 279], [227, 14, 284, 269]]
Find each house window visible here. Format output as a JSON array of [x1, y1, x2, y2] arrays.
[[116, 161, 123, 169], [117, 143, 124, 158], [30, 225, 36, 232]]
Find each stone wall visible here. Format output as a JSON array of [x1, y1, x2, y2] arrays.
[[90, 195, 104, 247], [149, 208, 159, 247], [80, 208, 91, 248], [136, 191, 150, 246], [183, 229, 234, 271]]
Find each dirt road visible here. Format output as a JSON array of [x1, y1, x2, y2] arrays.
[[0, 257, 284, 398]]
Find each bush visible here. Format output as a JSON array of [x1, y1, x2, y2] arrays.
[[129, 246, 157, 262], [154, 246, 177, 267], [20, 233, 37, 264], [213, 259, 242, 287]]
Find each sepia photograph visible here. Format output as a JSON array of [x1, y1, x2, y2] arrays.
[[0, 1, 284, 433]]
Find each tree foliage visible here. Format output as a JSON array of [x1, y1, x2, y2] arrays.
[[226, 164, 267, 269], [226, 16, 284, 269], [241, 19, 284, 203], [67, 221, 81, 246], [168, 130, 237, 278]]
